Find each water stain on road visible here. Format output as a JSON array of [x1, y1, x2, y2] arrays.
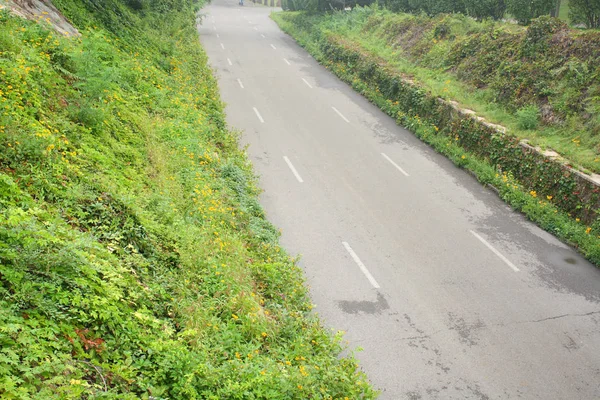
[[447, 312, 485, 347], [337, 292, 389, 315]]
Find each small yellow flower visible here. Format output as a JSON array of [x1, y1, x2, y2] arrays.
[[585, 227, 592, 234], [261, 332, 267, 337], [529, 190, 537, 198], [546, 195, 553, 200], [232, 314, 238, 320], [576, 218, 580, 222], [461, 155, 466, 159]]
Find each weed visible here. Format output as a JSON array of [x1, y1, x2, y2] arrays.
[[517, 104, 541, 129]]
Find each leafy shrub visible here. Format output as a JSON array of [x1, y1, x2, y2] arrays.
[[516, 104, 541, 129], [506, 0, 556, 24], [282, 0, 319, 11], [412, 0, 466, 15], [463, 0, 507, 20], [383, 0, 411, 13]]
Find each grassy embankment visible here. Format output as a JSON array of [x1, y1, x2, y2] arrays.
[[272, 9, 600, 265], [0, 0, 377, 398]]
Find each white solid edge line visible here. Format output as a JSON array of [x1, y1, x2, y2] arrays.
[[227, 58, 232, 66], [301, 78, 313, 89], [331, 106, 350, 123], [381, 153, 409, 177], [283, 156, 304, 183], [283, 58, 291, 65], [342, 242, 380, 288], [469, 230, 520, 272], [253, 107, 265, 123], [220, 43, 225, 50], [270, 44, 277, 50], [237, 78, 244, 89]]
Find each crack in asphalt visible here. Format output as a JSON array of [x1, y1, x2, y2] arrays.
[[528, 310, 600, 324], [355, 310, 600, 345]]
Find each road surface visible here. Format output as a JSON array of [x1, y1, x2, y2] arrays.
[[197, 2, 600, 398]]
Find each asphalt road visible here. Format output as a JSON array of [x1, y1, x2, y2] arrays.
[[197, 3, 600, 398]]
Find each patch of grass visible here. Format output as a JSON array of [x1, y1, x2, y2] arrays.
[[0, 2, 377, 398]]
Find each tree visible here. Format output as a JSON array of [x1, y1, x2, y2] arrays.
[[382, 0, 412, 13], [550, 0, 561, 17], [407, 0, 466, 15], [463, 0, 507, 20], [507, 0, 556, 24], [569, 0, 600, 28]]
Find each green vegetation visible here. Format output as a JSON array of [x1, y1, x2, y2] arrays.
[[558, 0, 570, 21], [507, 0, 556, 24], [290, 0, 599, 29], [272, 9, 600, 265], [0, 1, 377, 398], [569, 0, 600, 28], [516, 105, 541, 130]]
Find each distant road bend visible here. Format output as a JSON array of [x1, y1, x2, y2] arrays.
[[198, 2, 600, 398]]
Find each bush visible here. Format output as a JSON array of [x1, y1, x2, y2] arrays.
[[463, 0, 507, 20], [516, 105, 541, 129], [507, 0, 556, 24], [407, 0, 465, 15], [383, 0, 411, 13]]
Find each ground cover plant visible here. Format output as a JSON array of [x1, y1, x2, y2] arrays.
[[0, 0, 377, 398]]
